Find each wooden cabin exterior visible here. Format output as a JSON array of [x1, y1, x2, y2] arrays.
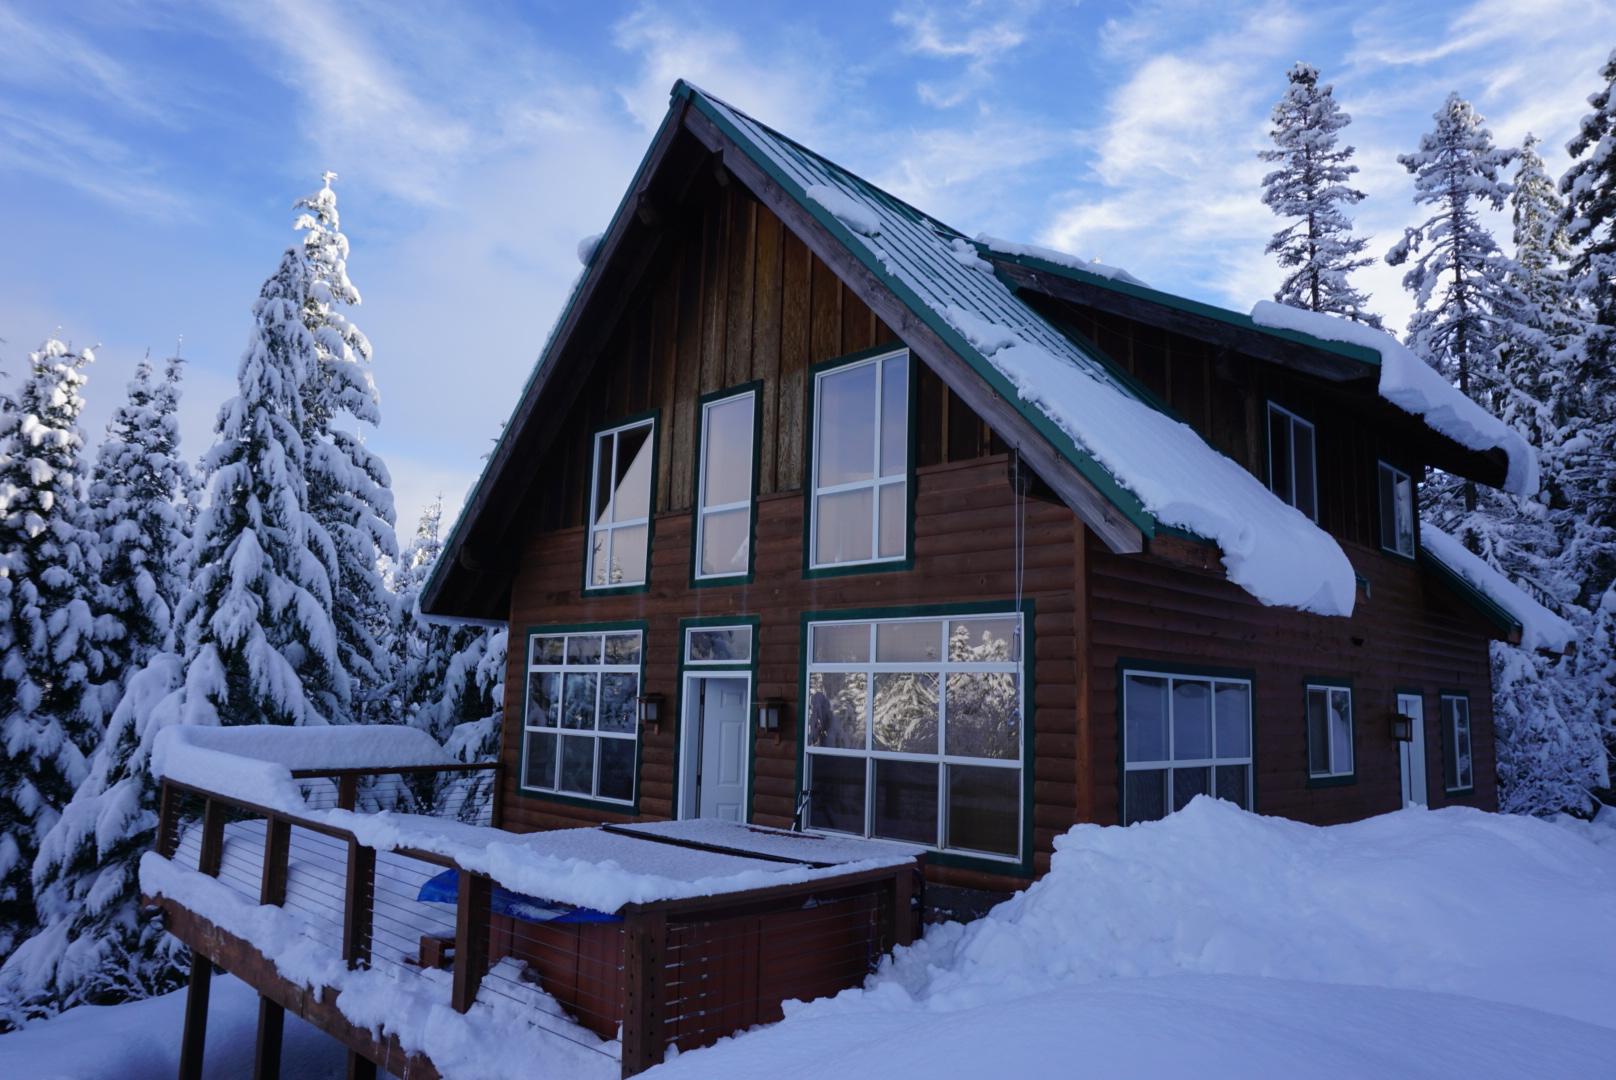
[[423, 82, 1532, 892]]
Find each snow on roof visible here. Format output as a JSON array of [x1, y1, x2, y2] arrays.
[[1420, 523, 1576, 653], [690, 88, 1356, 616], [977, 235, 1150, 288], [1250, 302, 1539, 497]]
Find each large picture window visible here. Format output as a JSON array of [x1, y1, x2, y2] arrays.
[[1122, 670, 1252, 824], [1306, 683, 1355, 780], [1378, 461, 1415, 557], [1442, 693, 1473, 793], [1267, 403, 1318, 521], [587, 417, 655, 590], [694, 389, 756, 581], [803, 612, 1023, 860], [521, 630, 642, 804], [809, 349, 909, 569]]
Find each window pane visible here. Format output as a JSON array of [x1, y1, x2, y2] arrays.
[[589, 532, 609, 587], [562, 672, 598, 730], [812, 623, 869, 663], [1378, 466, 1399, 551], [949, 618, 1019, 662], [1215, 764, 1250, 809], [807, 672, 867, 748], [1307, 689, 1331, 775], [880, 353, 908, 477], [1293, 421, 1316, 519], [1172, 680, 1212, 760], [599, 738, 635, 802], [567, 635, 602, 665], [1329, 689, 1354, 774], [808, 754, 866, 834], [1395, 473, 1415, 554], [875, 620, 941, 662], [1172, 766, 1210, 812], [877, 482, 906, 558], [946, 764, 1017, 856], [1214, 682, 1251, 758], [559, 736, 594, 794], [1268, 408, 1291, 502], [702, 395, 754, 507], [606, 524, 648, 586], [1125, 675, 1169, 763], [873, 759, 937, 844], [603, 633, 641, 665], [815, 488, 874, 564], [700, 507, 750, 576], [523, 731, 557, 789], [1452, 699, 1473, 788], [592, 435, 613, 529], [688, 626, 752, 663], [873, 672, 938, 753], [612, 424, 653, 522], [944, 672, 1019, 759], [526, 672, 560, 728], [816, 363, 877, 487], [599, 673, 638, 733], [1124, 769, 1166, 824], [530, 635, 564, 666]]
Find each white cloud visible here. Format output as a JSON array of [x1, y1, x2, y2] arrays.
[[890, 0, 1058, 108]]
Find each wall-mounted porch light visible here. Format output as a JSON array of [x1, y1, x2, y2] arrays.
[[755, 698, 786, 737], [1389, 712, 1412, 742], [637, 693, 665, 735]]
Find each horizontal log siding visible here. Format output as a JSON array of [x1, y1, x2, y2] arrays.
[[1087, 537, 1497, 825], [501, 456, 1076, 887]]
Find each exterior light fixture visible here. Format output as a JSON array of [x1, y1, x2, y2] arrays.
[[1389, 713, 1412, 742], [637, 693, 665, 735], [756, 698, 785, 733]]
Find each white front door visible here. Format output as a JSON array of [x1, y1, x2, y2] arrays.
[[696, 677, 749, 821], [1396, 693, 1428, 807]]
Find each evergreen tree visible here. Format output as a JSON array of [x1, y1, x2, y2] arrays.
[[0, 341, 114, 963], [293, 174, 398, 724], [1259, 62, 1381, 326]]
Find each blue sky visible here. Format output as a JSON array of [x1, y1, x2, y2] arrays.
[[2, 0, 1613, 536]]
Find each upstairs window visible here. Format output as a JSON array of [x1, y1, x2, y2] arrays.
[[1378, 461, 1415, 557], [1442, 694, 1474, 793], [587, 417, 655, 589], [694, 389, 756, 581], [1267, 403, 1318, 521], [810, 349, 909, 569], [1306, 683, 1354, 781]]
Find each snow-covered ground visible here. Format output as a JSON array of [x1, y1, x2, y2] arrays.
[[5, 799, 1614, 1078]]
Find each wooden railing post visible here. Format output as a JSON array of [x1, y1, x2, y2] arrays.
[[342, 839, 374, 970], [451, 871, 491, 1012], [156, 780, 178, 859], [180, 797, 225, 1080], [621, 910, 668, 1078], [197, 797, 225, 877], [489, 763, 506, 830], [336, 774, 359, 812], [253, 817, 292, 1080], [893, 866, 915, 948]]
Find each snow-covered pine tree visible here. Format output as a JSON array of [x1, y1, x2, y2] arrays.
[[1387, 92, 1519, 514], [0, 340, 115, 965], [293, 174, 399, 725], [1259, 62, 1381, 326]]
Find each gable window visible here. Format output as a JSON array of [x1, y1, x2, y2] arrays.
[[1378, 461, 1415, 557], [521, 630, 642, 805], [1442, 694, 1474, 793], [1122, 670, 1252, 824], [587, 417, 655, 589], [809, 349, 909, 569], [1267, 403, 1318, 521], [1306, 683, 1354, 780], [803, 611, 1023, 861], [694, 389, 756, 581]]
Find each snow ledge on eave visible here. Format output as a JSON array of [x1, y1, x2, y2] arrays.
[[1249, 302, 1540, 497], [1420, 523, 1576, 653]]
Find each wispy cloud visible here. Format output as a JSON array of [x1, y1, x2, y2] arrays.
[[0, 2, 181, 125], [890, 0, 1059, 108]]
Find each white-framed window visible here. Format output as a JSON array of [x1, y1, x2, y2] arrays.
[[587, 417, 655, 589], [1442, 694, 1473, 792], [521, 630, 641, 804], [1306, 683, 1354, 780], [684, 624, 753, 665], [809, 349, 909, 569], [1122, 670, 1253, 824], [1267, 402, 1318, 521], [1378, 461, 1415, 557], [802, 612, 1023, 860], [694, 389, 756, 580]]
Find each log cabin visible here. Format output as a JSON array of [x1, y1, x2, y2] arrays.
[[418, 80, 1561, 894]]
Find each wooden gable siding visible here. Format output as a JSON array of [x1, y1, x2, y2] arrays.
[[1085, 535, 1497, 825], [529, 178, 1000, 538]]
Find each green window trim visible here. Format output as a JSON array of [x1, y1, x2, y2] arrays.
[[689, 382, 763, 589], [672, 614, 763, 823], [1439, 690, 1476, 796], [1304, 677, 1357, 788], [516, 620, 648, 815], [802, 344, 917, 580], [581, 409, 661, 597]]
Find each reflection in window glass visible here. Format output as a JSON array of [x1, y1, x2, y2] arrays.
[[807, 673, 867, 748], [587, 419, 655, 588], [686, 626, 753, 663], [1378, 462, 1416, 557], [696, 391, 756, 578], [522, 630, 641, 803], [1122, 671, 1253, 823], [811, 351, 909, 567], [944, 673, 1019, 759], [873, 672, 938, 753], [1307, 685, 1354, 779]]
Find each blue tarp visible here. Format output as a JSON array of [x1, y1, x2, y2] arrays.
[[416, 869, 622, 925]]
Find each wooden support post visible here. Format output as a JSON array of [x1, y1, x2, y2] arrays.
[[252, 996, 284, 1080], [451, 871, 492, 1013], [178, 956, 212, 1080], [621, 910, 668, 1077], [893, 866, 915, 948], [252, 816, 291, 1078], [260, 818, 291, 907], [156, 781, 178, 858], [489, 763, 506, 830], [342, 840, 375, 970], [198, 798, 225, 877], [337, 774, 359, 812], [345, 1050, 377, 1080]]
